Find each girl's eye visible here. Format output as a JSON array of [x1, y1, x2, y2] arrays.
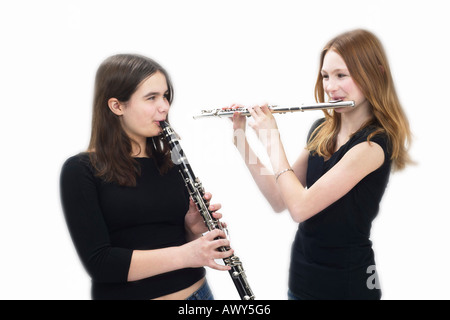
[[338, 73, 347, 78], [322, 74, 329, 79]]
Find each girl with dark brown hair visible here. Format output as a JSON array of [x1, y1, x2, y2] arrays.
[[60, 54, 232, 300], [231, 29, 412, 299]]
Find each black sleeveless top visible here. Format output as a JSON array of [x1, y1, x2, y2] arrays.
[[289, 119, 391, 300]]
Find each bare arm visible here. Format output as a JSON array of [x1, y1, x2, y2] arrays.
[[232, 108, 288, 212], [234, 130, 285, 212], [247, 105, 385, 223], [232, 108, 310, 213], [273, 139, 384, 222]]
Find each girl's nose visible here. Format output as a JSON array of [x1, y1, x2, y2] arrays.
[[326, 78, 338, 93], [158, 99, 170, 114]]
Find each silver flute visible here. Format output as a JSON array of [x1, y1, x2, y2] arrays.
[[159, 121, 255, 300], [193, 100, 355, 119]]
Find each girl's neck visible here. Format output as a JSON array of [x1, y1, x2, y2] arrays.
[[131, 139, 149, 158], [339, 103, 373, 137]]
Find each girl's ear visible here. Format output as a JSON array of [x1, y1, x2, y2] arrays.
[[108, 98, 125, 116]]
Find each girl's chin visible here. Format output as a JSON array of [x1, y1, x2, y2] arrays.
[[145, 127, 162, 138], [333, 107, 347, 113], [150, 130, 162, 137]]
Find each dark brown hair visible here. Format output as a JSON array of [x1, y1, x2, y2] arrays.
[[88, 54, 173, 186]]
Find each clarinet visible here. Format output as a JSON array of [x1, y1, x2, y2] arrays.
[[159, 121, 255, 300]]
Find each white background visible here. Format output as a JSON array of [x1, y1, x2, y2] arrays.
[[1, 0, 449, 300]]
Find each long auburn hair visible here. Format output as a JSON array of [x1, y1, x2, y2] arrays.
[[88, 54, 173, 186], [308, 29, 412, 171]]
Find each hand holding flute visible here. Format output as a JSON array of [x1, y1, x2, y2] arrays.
[[193, 100, 355, 119], [230, 103, 279, 143], [232, 103, 284, 161]]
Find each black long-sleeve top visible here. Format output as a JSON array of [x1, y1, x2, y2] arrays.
[[60, 153, 205, 300]]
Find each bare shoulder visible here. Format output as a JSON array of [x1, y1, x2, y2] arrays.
[[339, 141, 385, 176]]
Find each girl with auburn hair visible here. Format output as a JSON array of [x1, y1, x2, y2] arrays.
[[60, 54, 233, 300], [311, 29, 411, 171], [231, 29, 412, 299]]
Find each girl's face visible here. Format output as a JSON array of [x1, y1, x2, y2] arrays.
[[321, 49, 369, 112], [120, 71, 170, 142]]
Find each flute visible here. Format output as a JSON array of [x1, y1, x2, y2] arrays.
[[193, 100, 355, 119], [159, 121, 255, 300]]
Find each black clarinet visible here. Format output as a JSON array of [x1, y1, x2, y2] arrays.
[[159, 121, 255, 300]]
